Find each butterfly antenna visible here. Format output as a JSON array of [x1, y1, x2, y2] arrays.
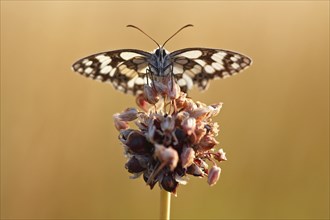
[[127, 25, 160, 48], [162, 24, 194, 48]]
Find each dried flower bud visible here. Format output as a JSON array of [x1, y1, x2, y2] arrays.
[[172, 128, 186, 150], [117, 108, 138, 121], [119, 129, 135, 141], [176, 111, 189, 125], [135, 121, 147, 130], [125, 156, 146, 173], [143, 172, 157, 189], [194, 126, 207, 144], [143, 84, 160, 105], [161, 115, 175, 133], [113, 114, 129, 131], [155, 144, 179, 171], [214, 148, 227, 162], [207, 165, 221, 186], [145, 124, 156, 142], [196, 101, 207, 108], [174, 173, 188, 185], [199, 134, 219, 151], [194, 158, 209, 170], [187, 163, 204, 177], [209, 122, 220, 136], [153, 80, 168, 96], [185, 99, 198, 112], [209, 103, 222, 117], [190, 107, 210, 120], [175, 92, 188, 109], [168, 80, 181, 100], [181, 117, 196, 135], [136, 93, 149, 112], [161, 174, 178, 193], [126, 132, 153, 154], [181, 147, 195, 169]]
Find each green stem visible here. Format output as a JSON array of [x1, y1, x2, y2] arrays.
[[160, 189, 171, 220]]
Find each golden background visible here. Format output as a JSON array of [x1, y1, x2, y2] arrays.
[[1, 1, 329, 219]]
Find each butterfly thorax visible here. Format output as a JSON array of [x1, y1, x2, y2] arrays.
[[148, 48, 172, 77]]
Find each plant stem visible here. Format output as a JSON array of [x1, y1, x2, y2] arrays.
[[160, 189, 171, 220]]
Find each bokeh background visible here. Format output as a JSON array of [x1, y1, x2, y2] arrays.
[[1, 1, 329, 219]]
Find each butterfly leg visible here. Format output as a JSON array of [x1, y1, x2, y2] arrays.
[[170, 65, 174, 91], [146, 68, 151, 85], [163, 95, 169, 114], [146, 68, 157, 92], [171, 99, 177, 113]]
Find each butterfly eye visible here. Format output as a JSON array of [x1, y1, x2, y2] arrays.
[[155, 49, 160, 56], [162, 50, 167, 57]]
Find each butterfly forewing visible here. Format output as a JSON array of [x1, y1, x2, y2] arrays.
[[170, 48, 252, 91], [72, 49, 151, 95]]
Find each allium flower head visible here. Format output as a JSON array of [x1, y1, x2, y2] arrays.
[[114, 86, 227, 194]]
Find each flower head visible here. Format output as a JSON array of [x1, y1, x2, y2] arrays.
[[114, 91, 227, 194]]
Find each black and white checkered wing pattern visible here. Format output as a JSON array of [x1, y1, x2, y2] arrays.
[[170, 48, 252, 92], [72, 49, 151, 95]]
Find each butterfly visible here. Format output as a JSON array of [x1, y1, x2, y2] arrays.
[[71, 24, 252, 95]]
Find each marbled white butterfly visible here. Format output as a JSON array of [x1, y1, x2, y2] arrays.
[[72, 24, 252, 95]]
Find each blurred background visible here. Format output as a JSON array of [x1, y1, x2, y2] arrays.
[[1, 1, 329, 219]]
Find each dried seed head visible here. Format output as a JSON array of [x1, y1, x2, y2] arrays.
[[207, 165, 221, 186]]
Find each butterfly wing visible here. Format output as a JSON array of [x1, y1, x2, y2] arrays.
[[72, 49, 151, 95], [170, 48, 252, 92]]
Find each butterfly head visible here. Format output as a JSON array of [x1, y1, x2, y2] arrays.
[[126, 24, 193, 77], [154, 47, 167, 58]]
